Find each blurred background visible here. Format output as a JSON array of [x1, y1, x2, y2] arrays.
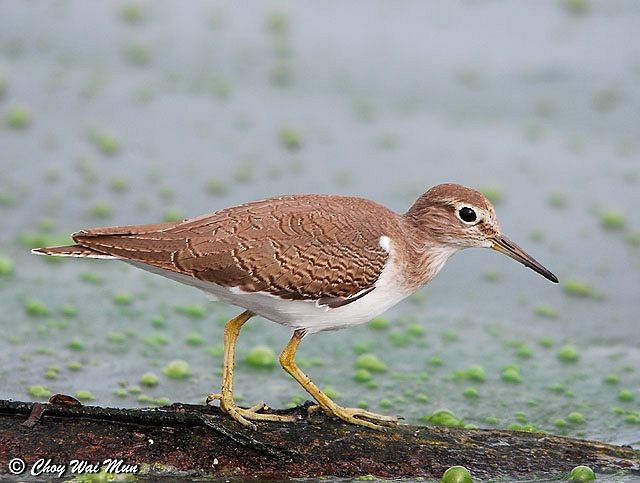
[[0, 0, 638, 451]]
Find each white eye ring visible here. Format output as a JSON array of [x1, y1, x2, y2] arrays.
[[457, 206, 478, 224]]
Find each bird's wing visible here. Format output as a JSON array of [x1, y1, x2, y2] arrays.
[[72, 195, 396, 306]]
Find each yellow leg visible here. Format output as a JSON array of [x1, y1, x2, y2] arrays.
[[279, 329, 400, 431], [206, 311, 296, 429]]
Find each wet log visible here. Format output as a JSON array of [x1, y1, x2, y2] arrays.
[[0, 398, 638, 480]]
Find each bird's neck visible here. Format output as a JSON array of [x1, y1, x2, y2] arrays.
[[397, 217, 460, 290]]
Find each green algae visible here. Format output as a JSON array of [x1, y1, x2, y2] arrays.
[[617, 388, 635, 402], [6, 105, 31, 129], [353, 369, 372, 383], [567, 411, 586, 424], [501, 365, 522, 384], [421, 409, 465, 428], [441, 465, 472, 483], [604, 374, 619, 385], [163, 360, 191, 379], [69, 339, 85, 351], [205, 178, 229, 196], [454, 365, 486, 382], [463, 387, 480, 398], [140, 373, 159, 386], [563, 0, 590, 16], [279, 126, 302, 151], [355, 353, 387, 373], [80, 272, 104, 285], [185, 332, 205, 346], [119, 2, 147, 24], [122, 42, 152, 66], [25, 299, 49, 316], [479, 186, 503, 204], [570, 465, 596, 482], [599, 210, 626, 230], [534, 304, 558, 319], [163, 208, 184, 222], [67, 361, 83, 371], [0, 255, 14, 276], [143, 333, 169, 347], [113, 388, 128, 398], [483, 269, 502, 282], [557, 344, 580, 363], [368, 317, 389, 330], [112, 292, 133, 305], [245, 346, 277, 369], [28, 385, 51, 399], [109, 176, 129, 192], [75, 390, 95, 401], [88, 201, 113, 219], [88, 129, 121, 155], [175, 304, 206, 318], [563, 279, 597, 298]]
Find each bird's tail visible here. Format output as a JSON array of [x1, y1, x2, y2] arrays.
[[31, 245, 118, 259]]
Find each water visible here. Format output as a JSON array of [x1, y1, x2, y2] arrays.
[[0, 1, 638, 480]]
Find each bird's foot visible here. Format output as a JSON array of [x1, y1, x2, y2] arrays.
[[310, 404, 401, 430], [206, 393, 297, 430]]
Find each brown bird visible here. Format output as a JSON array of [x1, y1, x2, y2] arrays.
[[33, 183, 558, 430]]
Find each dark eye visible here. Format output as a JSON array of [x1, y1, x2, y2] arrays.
[[458, 207, 477, 223]]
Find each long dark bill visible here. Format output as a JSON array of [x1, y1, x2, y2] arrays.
[[491, 235, 559, 283]]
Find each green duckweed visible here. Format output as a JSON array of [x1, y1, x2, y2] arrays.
[[563, 0, 590, 16], [28, 385, 51, 399], [463, 387, 480, 399], [69, 339, 85, 351], [502, 365, 522, 384], [245, 346, 277, 369], [563, 279, 596, 298], [455, 365, 486, 382], [354, 369, 372, 383], [557, 344, 580, 363], [185, 332, 205, 346], [567, 411, 585, 424], [75, 390, 95, 401], [368, 317, 389, 330], [0, 255, 14, 276], [25, 299, 49, 316], [599, 210, 625, 230], [88, 129, 121, 155], [534, 304, 558, 319], [163, 360, 191, 379], [570, 465, 596, 482], [175, 304, 206, 318], [618, 389, 635, 402], [6, 105, 31, 129], [355, 353, 387, 373], [422, 409, 464, 428], [140, 373, 159, 387], [112, 292, 133, 305], [279, 126, 302, 151], [441, 466, 472, 483]]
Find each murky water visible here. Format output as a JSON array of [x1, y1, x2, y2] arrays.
[[1, 1, 639, 481]]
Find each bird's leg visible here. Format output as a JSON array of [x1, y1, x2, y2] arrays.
[[280, 329, 400, 431], [206, 310, 296, 429]]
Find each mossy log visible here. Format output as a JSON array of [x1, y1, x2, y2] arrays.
[[0, 398, 638, 480]]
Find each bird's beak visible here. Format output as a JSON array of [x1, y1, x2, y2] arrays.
[[491, 235, 558, 283]]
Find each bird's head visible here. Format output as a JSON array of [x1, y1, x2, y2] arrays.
[[406, 183, 558, 283]]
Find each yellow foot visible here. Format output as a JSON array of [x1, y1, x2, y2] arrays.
[[318, 405, 401, 430], [206, 393, 298, 430]]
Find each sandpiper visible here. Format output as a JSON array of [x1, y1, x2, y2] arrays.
[[33, 183, 558, 430]]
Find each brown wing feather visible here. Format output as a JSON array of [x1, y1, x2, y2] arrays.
[[72, 195, 400, 301]]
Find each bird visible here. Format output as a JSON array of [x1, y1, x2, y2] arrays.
[[33, 183, 558, 430]]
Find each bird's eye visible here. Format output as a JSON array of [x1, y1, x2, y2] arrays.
[[458, 207, 477, 223]]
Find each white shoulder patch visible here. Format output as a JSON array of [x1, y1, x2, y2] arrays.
[[379, 235, 392, 252]]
